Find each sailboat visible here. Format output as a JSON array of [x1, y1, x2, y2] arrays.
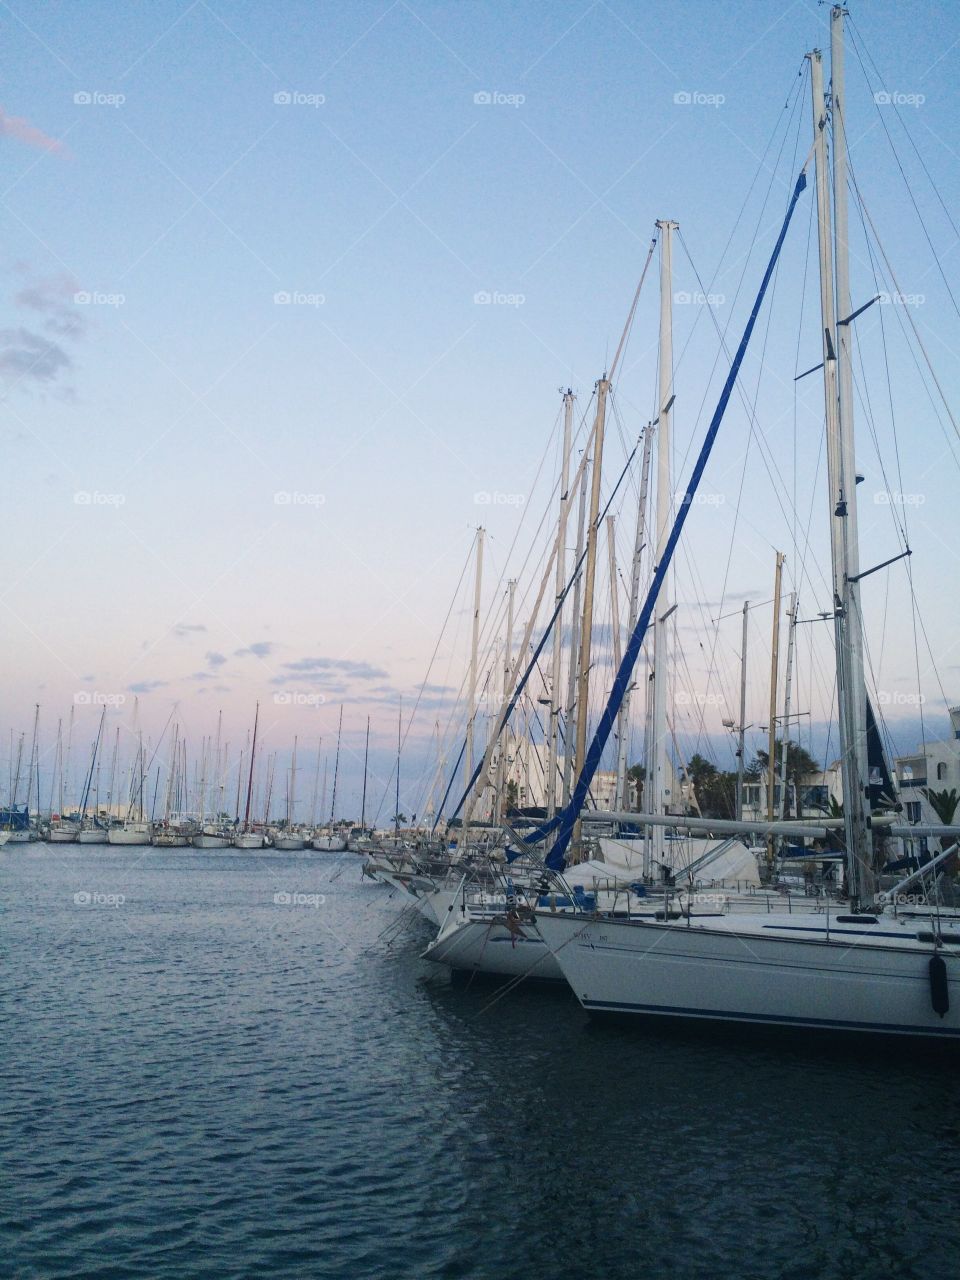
[[233, 703, 264, 848], [1, 728, 31, 843], [313, 706, 347, 851], [193, 714, 233, 847], [535, 11, 960, 1040], [47, 713, 79, 842], [273, 735, 306, 850], [108, 725, 152, 845], [77, 708, 109, 843]]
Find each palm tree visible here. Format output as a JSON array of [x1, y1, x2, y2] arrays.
[[921, 788, 959, 860], [749, 740, 820, 818], [922, 787, 959, 826]]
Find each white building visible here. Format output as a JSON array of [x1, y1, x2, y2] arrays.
[[741, 766, 843, 822], [894, 706, 960, 825]]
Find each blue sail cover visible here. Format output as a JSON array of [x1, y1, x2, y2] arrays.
[[543, 170, 809, 872]]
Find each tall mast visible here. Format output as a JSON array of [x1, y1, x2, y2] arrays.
[[360, 719, 370, 829], [309, 741, 322, 828], [830, 5, 873, 905], [329, 704, 343, 823], [497, 579, 516, 820], [320, 756, 328, 824], [605, 514, 624, 807], [288, 735, 298, 828], [570, 375, 610, 857], [546, 390, 574, 819], [107, 728, 119, 818], [646, 220, 677, 878], [243, 702, 259, 832], [11, 733, 23, 807], [562, 450, 591, 808], [198, 734, 208, 825], [234, 746, 244, 822], [810, 31, 873, 906], [53, 717, 63, 818], [778, 592, 798, 820], [736, 600, 750, 821], [25, 704, 39, 819], [395, 699, 402, 833], [464, 526, 485, 787], [766, 551, 784, 874], [615, 426, 653, 810], [63, 705, 75, 814], [213, 710, 223, 821]]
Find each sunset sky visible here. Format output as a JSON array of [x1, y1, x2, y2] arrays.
[[2, 0, 959, 819]]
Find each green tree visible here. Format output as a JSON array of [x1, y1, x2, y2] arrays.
[[680, 753, 737, 820], [749, 739, 820, 818], [922, 788, 959, 857], [626, 764, 645, 810]]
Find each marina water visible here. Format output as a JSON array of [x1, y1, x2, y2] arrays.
[[3, 847, 960, 1279]]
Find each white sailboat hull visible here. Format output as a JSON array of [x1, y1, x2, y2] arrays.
[[107, 825, 152, 845], [232, 833, 264, 849], [192, 833, 232, 848], [76, 828, 108, 844], [272, 835, 306, 851], [535, 912, 960, 1039], [312, 835, 347, 852], [423, 915, 564, 981], [47, 828, 79, 843]]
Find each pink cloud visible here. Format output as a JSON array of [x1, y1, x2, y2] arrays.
[[0, 106, 63, 153]]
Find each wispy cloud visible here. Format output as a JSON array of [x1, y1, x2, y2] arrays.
[[0, 106, 63, 153], [15, 274, 84, 338], [281, 656, 388, 680], [205, 651, 227, 668], [174, 623, 207, 639], [235, 640, 274, 658], [0, 328, 71, 384], [128, 679, 168, 693]]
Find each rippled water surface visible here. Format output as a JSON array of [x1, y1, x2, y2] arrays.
[[3, 846, 960, 1279]]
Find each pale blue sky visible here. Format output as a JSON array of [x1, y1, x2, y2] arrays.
[[2, 0, 959, 816]]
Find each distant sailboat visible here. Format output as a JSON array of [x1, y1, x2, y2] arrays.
[[233, 703, 264, 849], [313, 706, 346, 851]]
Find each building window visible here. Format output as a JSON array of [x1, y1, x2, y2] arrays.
[[906, 801, 922, 823], [937, 762, 948, 781]]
